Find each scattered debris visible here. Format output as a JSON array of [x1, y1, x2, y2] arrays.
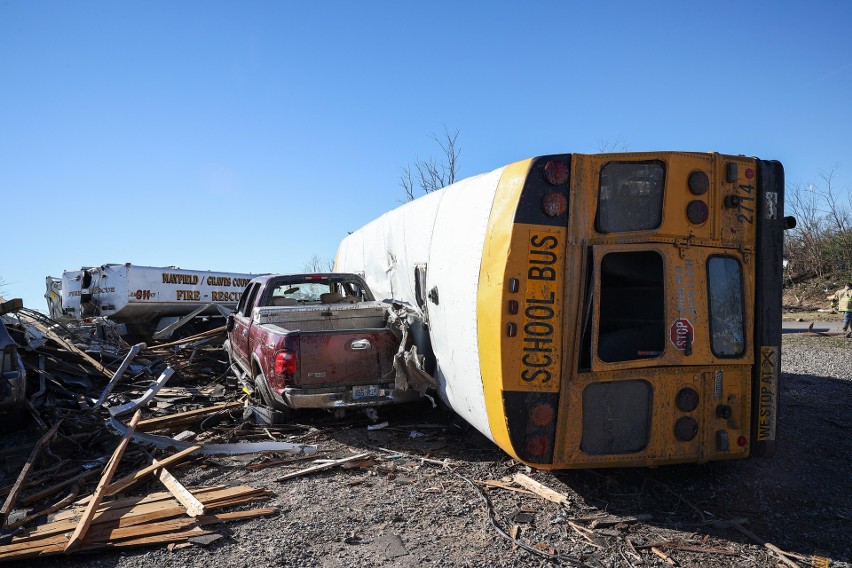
[[511, 473, 570, 505], [275, 453, 372, 482], [0, 485, 277, 561], [0, 301, 846, 566], [0, 302, 316, 561]]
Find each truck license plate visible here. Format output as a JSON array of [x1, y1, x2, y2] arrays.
[[352, 384, 379, 399]]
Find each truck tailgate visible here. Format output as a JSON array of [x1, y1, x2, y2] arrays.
[[297, 330, 396, 387]]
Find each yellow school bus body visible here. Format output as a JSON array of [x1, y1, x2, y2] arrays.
[[338, 152, 784, 469]]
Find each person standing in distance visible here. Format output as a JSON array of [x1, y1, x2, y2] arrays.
[[828, 282, 852, 332]]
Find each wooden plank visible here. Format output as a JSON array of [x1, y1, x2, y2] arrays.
[[511, 473, 569, 505], [6, 484, 80, 531], [56, 485, 254, 524], [104, 445, 201, 496], [729, 520, 804, 568], [0, 507, 276, 561], [63, 410, 141, 553], [0, 527, 213, 561], [113, 490, 271, 529], [476, 479, 537, 497], [275, 453, 371, 482], [19, 485, 267, 541], [639, 540, 738, 555], [26, 318, 114, 379], [19, 468, 100, 507], [94, 507, 278, 542], [83, 527, 211, 551], [149, 325, 226, 350], [0, 506, 276, 560], [651, 546, 677, 565], [136, 402, 243, 432], [0, 420, 63, 527], [152, 460, 205, 517]]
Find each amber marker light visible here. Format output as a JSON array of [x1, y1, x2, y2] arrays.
[[530, 402, 555, 427]]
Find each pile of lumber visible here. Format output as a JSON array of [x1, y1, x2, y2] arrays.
[[0, 304, 306, 562], [0, 484, 276, 561]]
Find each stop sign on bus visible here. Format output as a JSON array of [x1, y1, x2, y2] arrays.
[[670, 318, 694, 350]]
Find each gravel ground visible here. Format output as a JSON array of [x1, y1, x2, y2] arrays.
[[14, 333, 852, 568]]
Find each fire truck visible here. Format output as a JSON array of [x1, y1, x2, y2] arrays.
[[46, 263, 260, 341]]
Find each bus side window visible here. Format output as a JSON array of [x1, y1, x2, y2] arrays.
[[707, 256, 745, 357]]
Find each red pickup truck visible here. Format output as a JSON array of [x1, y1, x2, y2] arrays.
[[225, 273, 421, 413]]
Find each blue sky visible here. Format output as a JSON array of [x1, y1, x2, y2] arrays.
[[2, 1, 851, 310]]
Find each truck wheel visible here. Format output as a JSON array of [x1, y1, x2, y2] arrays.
[[254, 372, 291, 418]]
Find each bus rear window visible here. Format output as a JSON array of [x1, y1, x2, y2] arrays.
[[596, 161, 665, 233], [597, 251, 665, 362], [708, 256, 745, 357]]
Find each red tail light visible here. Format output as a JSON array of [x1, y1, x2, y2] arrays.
[[504, 392, 559, 464], [541, 192, 568, 217], [525, 434, 549, 457], [274, 350, 297, 378], [543, 160, 569, 185]]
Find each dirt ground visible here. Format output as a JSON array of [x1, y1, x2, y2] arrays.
[[7, 333, 851, 568]]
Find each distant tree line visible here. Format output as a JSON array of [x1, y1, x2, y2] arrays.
[[784, 166, 852, 286]]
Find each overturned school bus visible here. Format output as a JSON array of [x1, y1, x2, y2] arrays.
[[46, 263, 259, 341], [336, 150, 794, 469]]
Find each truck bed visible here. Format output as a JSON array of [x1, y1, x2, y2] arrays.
[[253, 302, 388, 332]]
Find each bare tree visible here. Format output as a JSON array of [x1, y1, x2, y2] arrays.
[[594, 138, 630, 153], [302, 254, 335, 273], [784, 164, 852, 284], [400, 127, 460, 201], [786, 181, 827, 280], [818, 165, 850, 233]]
